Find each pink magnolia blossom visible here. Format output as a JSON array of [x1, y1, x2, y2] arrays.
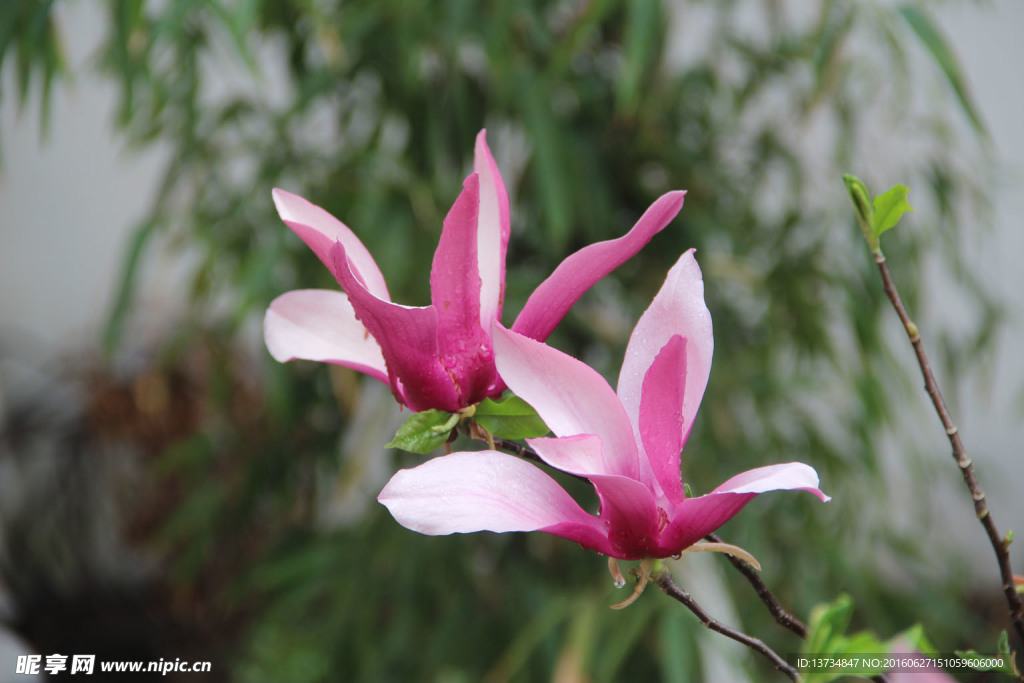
[[264, 130, 685, 412], [378, 251, 829, 560]]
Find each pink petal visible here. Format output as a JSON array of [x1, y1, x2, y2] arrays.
[[527, 434, 607, 477], [272, 188, 390, 300], [511, 190, 685, 342], [658, 462, 830, 553], [584, 473, 661, 560], [492, 324, 639, 479], [264, 289, 389, 384], [639, 335, 688, 503], [378, 451, 611, 553], [330, 241, 460, 412], [474, 130, 511, 327], [711, 462, 830, 501], [658, 492, 758, 554], [430, 173, 496, 405], [617, 249, 712, 458], [526, 434, 666, 559]]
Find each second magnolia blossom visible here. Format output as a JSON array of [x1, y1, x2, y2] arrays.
[[379, 251, 829, 560], [264, 130, 685, 413]]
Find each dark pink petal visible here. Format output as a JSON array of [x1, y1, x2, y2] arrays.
[[474, 130, 511, 327], [378, 451, 611, 553], [271, 189, 390, 299], [657, 463, 830, 554], [264, 289, 388, 384], [492, 324, 639, 479], [585, 473, 661, 560], [526, 434, 667, 559], [330, 241, 460, 412], [617, 250, 712, 459], [657, 492, 757, 554], [430, 173, 496, 405], [639, 335, 688, 503], [511, 190, 685, 342]]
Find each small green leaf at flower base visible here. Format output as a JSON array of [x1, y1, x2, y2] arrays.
[[387, 410, 456, 454], [871, 184, 914, 241], [473, 395, 550, 440]]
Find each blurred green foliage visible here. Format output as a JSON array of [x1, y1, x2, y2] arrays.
[[2, 0, 1005, 680]]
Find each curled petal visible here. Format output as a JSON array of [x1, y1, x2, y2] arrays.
[[618, 250, 712, 459], [378, 451, 610, 553], [474, 130, 511, 327], [658, 463, 830, 554], [264, 289, 388, 384], [711, 462, 830, 501], [271, 189, 390, 299], [512, 191, 686, 342], [492, 324, 639, 479], [330, 241, 459, 412]]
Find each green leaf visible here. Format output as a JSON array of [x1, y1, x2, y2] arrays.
[[898, 5, 987, 137], [473, 396, 550, 441], [955, 632, 1018, 675], [103, 217, 160, 358], [804, 593, 855, 656], [898, 623, 938, 657], [616, 0, 661, 116], [801, 596, 942, 683], [871, 184, 913, 240], [841, 174, 874, 248], [841, 176, 913, 251], [386, 410, 456, 454], [523, 74, 572, 250]]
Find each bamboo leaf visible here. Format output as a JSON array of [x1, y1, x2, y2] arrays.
[[898, 5, 987, 136]]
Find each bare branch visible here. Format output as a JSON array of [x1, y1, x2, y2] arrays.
[[873, 251, 1024, 647], [652, 569, 800, 681]]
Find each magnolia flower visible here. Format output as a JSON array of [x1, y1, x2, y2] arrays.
[[264, 131, 685, 412], [378, 251, 829, 561]]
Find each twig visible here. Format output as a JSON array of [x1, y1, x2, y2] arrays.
[[704, 532, 807, 637], [701, 533, 889, 683], [653, 568, 800, 681], [873, 251, 1024, 647]]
